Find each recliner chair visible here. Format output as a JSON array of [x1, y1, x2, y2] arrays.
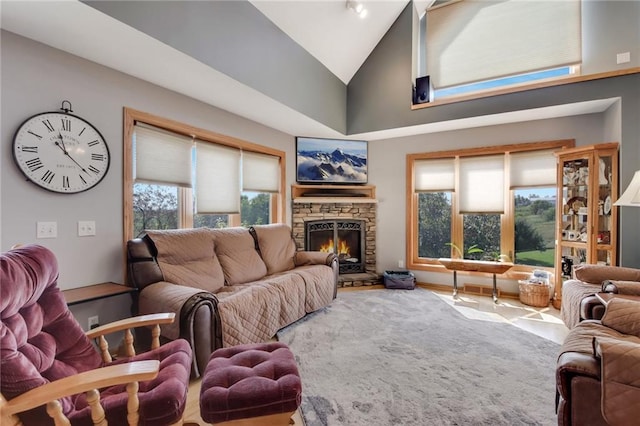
[[0, 244, 193, 425]]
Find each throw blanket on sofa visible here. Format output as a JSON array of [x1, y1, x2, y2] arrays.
[[561, 280, 601, 329]]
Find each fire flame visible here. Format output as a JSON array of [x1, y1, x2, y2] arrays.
[[318, 238, 350, 257]]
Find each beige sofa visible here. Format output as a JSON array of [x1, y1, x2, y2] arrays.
[[561, 264, 640, 329], [127, 223, 338, 377]]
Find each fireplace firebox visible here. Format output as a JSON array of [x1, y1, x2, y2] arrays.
[[305, 219, 365, 274]]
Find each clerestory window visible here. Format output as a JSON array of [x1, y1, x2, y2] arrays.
[[424, 0, 581, 99]]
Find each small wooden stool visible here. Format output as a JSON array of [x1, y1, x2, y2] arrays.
[[200, 342, 302, 425]]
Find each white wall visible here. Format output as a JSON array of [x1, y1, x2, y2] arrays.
[[370, 113, 609, 293], [0, 31, 300, 334]]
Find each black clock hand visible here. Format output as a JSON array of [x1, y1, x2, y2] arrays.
[[54, 139, 89, 174], [57, 132, 68, 152]]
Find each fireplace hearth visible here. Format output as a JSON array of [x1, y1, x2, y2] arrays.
[[306, 219, 365, 274]]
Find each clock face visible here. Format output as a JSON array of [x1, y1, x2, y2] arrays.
[[12, 111, 110, 193]]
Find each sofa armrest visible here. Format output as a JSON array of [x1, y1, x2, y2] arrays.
[[1, 361, 158, 424], [138, 281, 220, 378], [602, 280, 640, 296], [294, 251, 337, 267], [556, 351, 601, 401]]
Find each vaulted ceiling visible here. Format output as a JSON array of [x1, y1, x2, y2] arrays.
[[1, 1, 612, 140]]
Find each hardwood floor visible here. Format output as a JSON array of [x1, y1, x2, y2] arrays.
[[181, 287, 568, 425]]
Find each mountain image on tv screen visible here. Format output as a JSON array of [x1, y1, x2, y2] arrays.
[[296, 137, 368, 184]]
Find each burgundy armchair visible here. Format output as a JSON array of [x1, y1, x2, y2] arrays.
[[0, 245, 193, 425]]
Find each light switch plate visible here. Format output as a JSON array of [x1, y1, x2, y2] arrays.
[[37, 222, 57, 239]]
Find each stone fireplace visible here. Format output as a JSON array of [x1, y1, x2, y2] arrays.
[[291, 185, 379, 287]]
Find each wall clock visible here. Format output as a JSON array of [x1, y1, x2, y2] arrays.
[[12, 101, 110, 194]]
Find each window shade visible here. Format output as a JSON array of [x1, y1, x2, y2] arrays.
[[195, 141, 241, 214], [510, 149, 557, 188], [426, 0, 581, 88], [414, 158, 455, 192], [242, 151, 280, 192], [134, 124, 192, 187], [459, 155, 504, 214]]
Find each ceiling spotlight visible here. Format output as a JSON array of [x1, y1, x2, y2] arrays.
[[346, 0, 367, 18]]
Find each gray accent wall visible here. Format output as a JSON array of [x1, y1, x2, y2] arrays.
[[85, 0, 347, 134]]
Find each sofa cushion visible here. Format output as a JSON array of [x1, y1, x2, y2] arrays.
[[601, 298, 640, 337], [146, 228, 224, 293], [574, 264, 640, 285], [251, 224, 296, 275], [212, 227, 267, 285]]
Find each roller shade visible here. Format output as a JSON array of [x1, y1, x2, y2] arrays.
[[242, 151, 280, 192], [427, 0, 581, 88], [195, 142, 241, 214], [510, 149, 557, 188], [134, 123, 192, 187], [459, 155, 504, 214], [414, 158, 455, 192]]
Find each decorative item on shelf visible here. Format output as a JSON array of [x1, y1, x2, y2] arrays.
[[578, 167, 589, 185], [597, 231, 611, 244], [561, 256, 574, 276], [603, 195, 612, 215], [566, 196, 587, 215], [599, 158, 609, 184]]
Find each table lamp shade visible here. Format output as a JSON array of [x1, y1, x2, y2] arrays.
[[615, 170, 640, 206]]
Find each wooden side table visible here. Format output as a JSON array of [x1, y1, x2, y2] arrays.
[[438, 258, 513, 303], [63, 282, 137, 306]]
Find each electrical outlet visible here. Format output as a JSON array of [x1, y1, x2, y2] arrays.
[[78, 221, 96, 237], [88, 315, 99, 329], [617, 52, 631, 64], [398, 260, 404, 268], [36, 221, 57, 239]]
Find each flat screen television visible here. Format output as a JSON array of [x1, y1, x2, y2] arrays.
[[296, 136, 368, 184]]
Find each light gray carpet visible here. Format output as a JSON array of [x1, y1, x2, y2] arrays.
[[277, 288, 559, 426]]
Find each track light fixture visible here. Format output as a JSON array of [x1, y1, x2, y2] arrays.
[[346, 0, 368, 18]]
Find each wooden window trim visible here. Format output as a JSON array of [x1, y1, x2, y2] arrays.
[[406, 139, 575, 277]]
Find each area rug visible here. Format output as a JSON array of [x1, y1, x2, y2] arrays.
[[277, 288, 559, 426]]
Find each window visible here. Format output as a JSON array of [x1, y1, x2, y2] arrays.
[[407, 140, 573, 274], [124, 108, 285, 242], [425, 0, 581, 99]]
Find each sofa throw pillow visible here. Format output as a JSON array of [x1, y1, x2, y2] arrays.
[[602, 280, 640, 296], [250, 224, 296, 275], [146, 228, 224, 293], [212, 227, 267, 285], [601, 298, 640, 338], [574, 264, 640, 284]]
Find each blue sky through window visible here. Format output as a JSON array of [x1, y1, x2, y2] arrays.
[[435, 67, 573, 98]]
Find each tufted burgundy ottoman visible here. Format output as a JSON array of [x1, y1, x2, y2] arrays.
[[199, 341, 302, 425]]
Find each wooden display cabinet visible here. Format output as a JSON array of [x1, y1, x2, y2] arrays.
[[553, 143, 619, 308]]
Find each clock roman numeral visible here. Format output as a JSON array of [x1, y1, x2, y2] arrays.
[[78, 127, 86, 137], [61, 118, 71, 132], [42, 170, 55, 184], [91, 153, 105, 161], [42, 120, 55, 132], [79, 174, 87, 184], [88, 165, 100, 174], [21, 146, 38, 153], [62, 175, 70, 189], [25, 158, 43, 172], [27, 130, 43, 139], [87, 140, 99, 147]]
